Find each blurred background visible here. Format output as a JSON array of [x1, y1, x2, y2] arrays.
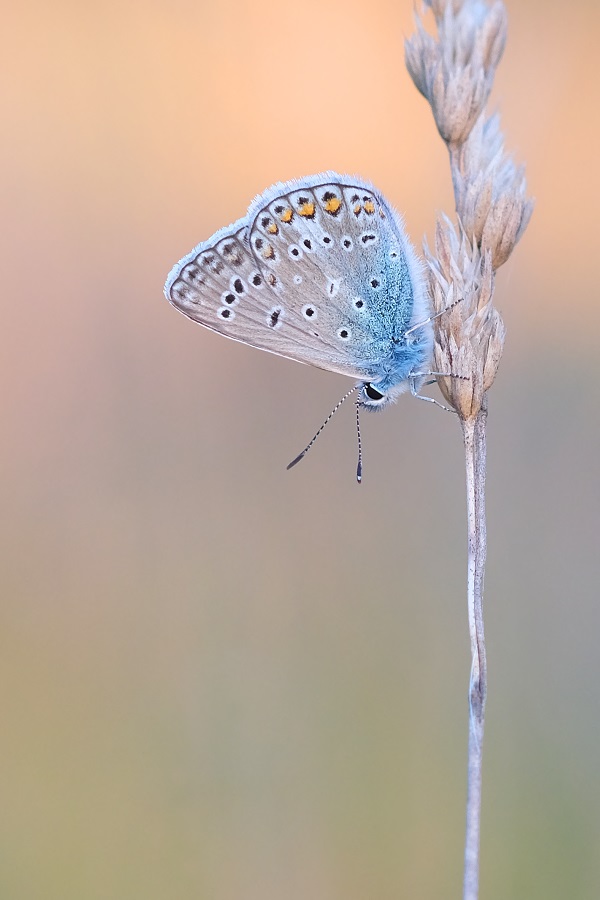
[[2, 1, 599, 897]]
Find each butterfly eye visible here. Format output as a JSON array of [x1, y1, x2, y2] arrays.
[[364, 383, 385, 401]]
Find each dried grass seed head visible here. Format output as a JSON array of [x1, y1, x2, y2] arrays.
[[453, 114, 534, 268], [405, 0, 507, 146], [425, 217, 505, 419]]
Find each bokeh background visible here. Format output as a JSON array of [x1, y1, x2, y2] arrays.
[[2, 1, 599, 897]]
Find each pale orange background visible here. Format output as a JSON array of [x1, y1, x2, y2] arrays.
[[2, 1, 600, 898]]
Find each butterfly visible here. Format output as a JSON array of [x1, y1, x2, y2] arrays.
[[164, 172, 443, 480]]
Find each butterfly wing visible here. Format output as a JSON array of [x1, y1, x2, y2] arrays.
[[165, 216, 370, 378], [165, 173, 426, 380]]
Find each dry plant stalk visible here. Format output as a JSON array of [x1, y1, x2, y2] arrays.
[[405, 2, 533, 898]]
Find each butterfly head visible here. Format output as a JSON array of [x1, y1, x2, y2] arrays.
[[358, 382, 390, 409], [358, 323, 434, 410], [358, 378, 420, 410]]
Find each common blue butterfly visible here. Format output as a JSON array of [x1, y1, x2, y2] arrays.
[[165, 173, 441, 478]]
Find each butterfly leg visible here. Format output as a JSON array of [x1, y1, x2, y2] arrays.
[[411, 371, 469, 379], [409, 376, 457, 413]]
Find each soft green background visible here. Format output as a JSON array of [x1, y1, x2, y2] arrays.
[[2, 1, 599, 897]]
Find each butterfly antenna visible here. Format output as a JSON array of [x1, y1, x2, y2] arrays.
[[287, 385, 359, 471], [403, 296, 463, 338], [355, 394, 363, 484]]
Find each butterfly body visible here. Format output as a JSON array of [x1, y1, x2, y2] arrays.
[[165, 172, 432, 409]]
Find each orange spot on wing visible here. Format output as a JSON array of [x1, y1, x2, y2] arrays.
[[353, 203, 362, 215], [263, 244, 275, 259], [364, 200, 375, 214], [324, 196, 342, 214], [298, 201, 315, 217], [266, 222, 279, 234], [279, 207, 294, 223]]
